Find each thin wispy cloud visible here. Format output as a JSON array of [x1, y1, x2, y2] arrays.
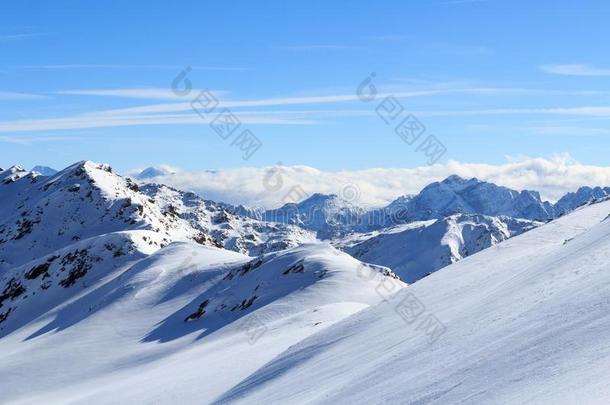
[[0, 33, 44, 42], [468, 123, 610, 137], [540, 64, 610, 76], [0, 113, 317, 133], [9, 84, 610, 134], [4, 64, 248, 71], [526, 126, 610, 136], [440, 0, 489, 5], [363, 35, 411, 42], [0, 134, 80, 144], [418, 106, 610, 117], [57, 88, 229, 100], [8, 103, 610, 135], [0, 91, 47, 100], [86, 87, 535, 117], [63, 84, 610, 107], [426, 43, 492, 55], [275, 44, 360, 51]]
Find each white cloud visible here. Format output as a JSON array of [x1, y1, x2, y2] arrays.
[[87, 91, 425, 116], [6, 64, 247, 71], [57, 88, 228, 100], [0, 33, 44, 42], [0, 113, 316, 133], [0, 86, 528, 133], [527, 126, 610, 136], [82, 87, 610, 118], [9, 84, 610, 134], [441, 0, 488, 4], [133, 154, 610, 209], [0, 135, 80, 144], [540, 64, 610, 76], [0, 91, 47, 100], [275, 45, 360, 51], [364, 35, 411, 42], [418, 106, 610, 117]]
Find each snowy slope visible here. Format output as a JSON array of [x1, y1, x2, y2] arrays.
[[216, 198, 610, 404], [0, 230, 164, 334], [0, 243, 402, 404], [343, 214, 539, 283]]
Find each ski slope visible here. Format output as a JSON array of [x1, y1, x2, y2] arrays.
[[0, 243, 402, 404], [216, 198, 610, 404]]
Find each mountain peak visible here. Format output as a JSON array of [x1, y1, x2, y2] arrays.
[[31, 166, 58, 176], [136, 166, 174, 180], [59, 160, 112, 175], [555, 184, 610, 215], [438, 175, 482, 189], [405, 175, 555, 221], [300, 192, 339, 204], [6, 165, 26, 173], [442, 174, 473, 184]]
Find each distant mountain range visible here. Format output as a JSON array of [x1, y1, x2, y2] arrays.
[[224, 173, 607, 238]]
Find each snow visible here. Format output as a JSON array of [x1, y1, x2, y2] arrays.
[[344, 214, 538, 282], [2, 161, 610, 404], [260, 193, 365, 238], [31, 166, 58, 176], [135, 166, 175, 180], [554, 186, 610, 215], [404, 175, 556, 221], [0, 243, 402, 404], [231, 175, 582, 237], [141, 183, 317, 255], [0, 161, 194, 271], [215, 199, 610, 404]]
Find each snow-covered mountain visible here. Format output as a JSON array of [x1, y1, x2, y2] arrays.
[[259, 193, 365, 238], [212, 196, 610, 404], [31, 165, 58, 176], [0, 161, 199, 272], [1, 159, 610, 404], [233, 176, 557, 238], [554, 185, 610, 216], [341, 214, 539, 283], [397, 174, 556, 221], [135, 166, 175, 180], [2, 172, 610, 403], [141, 183, 316, 255], [0, 162, 316, 270]]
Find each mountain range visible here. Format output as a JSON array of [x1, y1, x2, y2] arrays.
[[225, 172, 605, 239], [1, 161, 609, 404]]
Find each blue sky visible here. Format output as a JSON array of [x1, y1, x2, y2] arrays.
[[2, 0, 610, 173]]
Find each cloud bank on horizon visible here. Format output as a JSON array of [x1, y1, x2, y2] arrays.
[[131, 154, 610, 209]]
